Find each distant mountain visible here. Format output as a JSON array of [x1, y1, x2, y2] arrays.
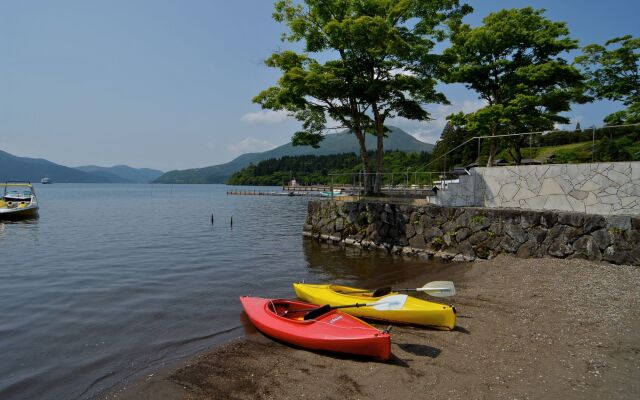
[[155, 126, 434, 184], [0, 149, 116, 183], [0, 149, 164, 183], [75, 165, 164, 183]]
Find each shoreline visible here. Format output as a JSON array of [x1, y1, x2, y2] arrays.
[[106, 255, 640, 400]]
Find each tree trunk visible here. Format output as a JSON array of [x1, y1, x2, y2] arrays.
[[486, 141, 496, 167], [372, 104, 385, 194], [353, 129, 372, 195]]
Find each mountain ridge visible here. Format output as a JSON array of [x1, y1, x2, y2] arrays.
[[75, 165, 164, 183], [155, 126, 433, 184], [0, 149, 163, 183]]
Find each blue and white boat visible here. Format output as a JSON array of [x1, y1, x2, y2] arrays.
[[0, 182, 39, 219]]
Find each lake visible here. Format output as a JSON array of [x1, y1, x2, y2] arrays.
[[0, 184, 453, 399]]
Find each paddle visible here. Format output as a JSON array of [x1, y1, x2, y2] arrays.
[[338, 281, 456, 298], [303, 294, 408, 321]]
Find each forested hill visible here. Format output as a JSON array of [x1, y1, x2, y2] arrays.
[[154, 126, 434, 184], [227, 151, 432, 186], [75, 165, 164, 183]]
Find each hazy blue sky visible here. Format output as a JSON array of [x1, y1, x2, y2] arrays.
[[1, 1, 638, 171]]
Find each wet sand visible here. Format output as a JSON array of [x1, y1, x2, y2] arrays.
[[107, 255, 640, 400]]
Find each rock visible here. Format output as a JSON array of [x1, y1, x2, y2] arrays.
[[547, 242, 573, 258], [408, 234, 425, 249], [468, 231, 490, 245], [452, 253, 475, 262], [571, 235, 602, 261], [504, 223, 527, 244], [557, 212, 584, 227], [443, 233, 455, 247], [501, 237, 521, 253], [583, 214, 605, 233], [516, 240, 539, 258], [591, 229, 612, 250], [423, 227, 444, 242], [451, 241, 474, 258], [414, 222, 424, 235], [409, 211, 420, 225], [456, 227, 472, 242], [540, 212, 558, 228], [606, 215, 632, 231], [469, 215, 491, 232], [473, 244, 491, 259], [405, 223, 416, 239], [519, 211, 539, 229]]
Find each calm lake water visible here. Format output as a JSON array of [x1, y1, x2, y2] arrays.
[[0, 184, 454, 399]]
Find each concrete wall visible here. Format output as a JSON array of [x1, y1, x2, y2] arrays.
[[303, 200, 640, 266], [432, 162, 640, 215]]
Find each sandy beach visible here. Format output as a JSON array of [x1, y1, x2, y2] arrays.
[[108, 255, 640, 400]]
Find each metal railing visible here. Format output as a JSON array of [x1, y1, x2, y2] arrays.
[[425, 122, 640, 172], [326, 171, 466, 198]]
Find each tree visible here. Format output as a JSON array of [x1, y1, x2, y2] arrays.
[[443, 7, 588, 166], [576, 35, 640, 125], [431, 121, 473, 169], [254, 0, 470, 194]]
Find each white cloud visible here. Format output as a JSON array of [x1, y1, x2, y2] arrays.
[[240, 110, 291, 125], [225, 138, 276, 155], [389, 99, 487, 144]]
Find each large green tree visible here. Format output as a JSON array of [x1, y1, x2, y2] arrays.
[[443, 7, 587, 166], [254, 0, 470, 193], [576, 35, 640, 125]]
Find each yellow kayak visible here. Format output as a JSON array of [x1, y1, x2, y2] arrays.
[[292, 283, 456, 330]]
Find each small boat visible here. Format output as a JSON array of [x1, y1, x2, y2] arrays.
[[41, 177, 52, 184], [293, 283, 456, 330], [0, 182, 39, 220], [240, 296, 391, 360], [320, 189, 348, 197]]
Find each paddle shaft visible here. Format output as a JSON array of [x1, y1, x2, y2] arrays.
[[285, 302, 370, 315]]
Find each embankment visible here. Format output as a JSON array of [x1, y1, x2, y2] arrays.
[[303, 200, 640, 266]]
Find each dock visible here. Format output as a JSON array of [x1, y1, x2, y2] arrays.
[[226, 189, 321, 196]]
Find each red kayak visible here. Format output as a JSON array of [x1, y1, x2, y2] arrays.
[[240, 296, 391, 361]]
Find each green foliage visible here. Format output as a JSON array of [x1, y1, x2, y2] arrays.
[[227, 151, 432, 186], [256, 0, 470, 193], [430, 121, 476, 167], [443, 7, 588, 165], [592, 137, 633, 162], [576, 35, 640, 124]]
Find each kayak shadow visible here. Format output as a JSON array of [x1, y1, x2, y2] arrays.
[[396, 343, 441, 358], [453, 325, 471, 334]]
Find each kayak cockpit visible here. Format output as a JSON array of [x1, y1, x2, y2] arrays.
[[265, 299, 321, 321]]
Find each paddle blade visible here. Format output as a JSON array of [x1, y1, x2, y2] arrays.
[[417, 281, 456, 297], [303, 304, 332, 320], [372, 286, 392, 297], [369, 294, 408, 311]]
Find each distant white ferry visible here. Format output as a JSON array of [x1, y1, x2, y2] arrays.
[[41, 177, 52, 184]]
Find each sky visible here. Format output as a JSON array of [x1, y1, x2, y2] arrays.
[[1, 0, 638, 171]]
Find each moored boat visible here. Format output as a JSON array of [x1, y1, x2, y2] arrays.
[[0, 182, 39, 220], [239, 296, 391, 360], [293, 283, 456, 330]]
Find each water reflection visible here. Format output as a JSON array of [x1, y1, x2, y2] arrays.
[[302, 239, 469, 289], [0, 219, 40, 242]]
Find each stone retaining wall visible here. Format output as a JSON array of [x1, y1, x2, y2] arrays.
[[433, 162, 640, 215], [303, 200, 640, 266]]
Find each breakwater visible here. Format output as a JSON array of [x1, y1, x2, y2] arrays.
[[303, 200, 640, 266]]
